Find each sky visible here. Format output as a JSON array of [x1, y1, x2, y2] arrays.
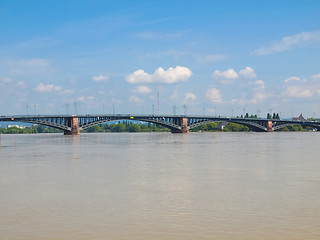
[[1, 0, 320, 118]]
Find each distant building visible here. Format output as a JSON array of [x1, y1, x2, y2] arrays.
[[218, 121, 228, 130], [7, 124, 25, 129], [292, 114, 306, 121]]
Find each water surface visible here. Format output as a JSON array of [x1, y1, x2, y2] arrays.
[[0, 132, 319, 239]]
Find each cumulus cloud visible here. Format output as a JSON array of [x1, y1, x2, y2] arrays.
[[253, 31, 320, 56], [206, 88, 222, 103], [132, 85, 152, 94], [185, 92, 196, 101], [92, 75, 109, 82], [239, 67, 257, 78], [212, 68, 238, 84], [283, 86, 313, 98], [255, 80, 265, 89], [129, 96, 143, 103], [35, 83, 62, 92], [284, 76, 300, 83], [213, 68, 238, 80], [126, 66, 192, 84], [249, 92, 269, 104], [232, 80, 269, 104]]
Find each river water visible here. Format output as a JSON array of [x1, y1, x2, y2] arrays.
[[0, 132, 319, 240]]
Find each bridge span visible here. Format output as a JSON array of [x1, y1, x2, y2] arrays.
[[1, 114, 320, 135]]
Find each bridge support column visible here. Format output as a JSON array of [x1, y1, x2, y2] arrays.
[[172, 117, 189, 133], [64, 117, 80, 135], [267, 120, 273, 132]]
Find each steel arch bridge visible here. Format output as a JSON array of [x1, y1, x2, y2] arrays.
[[1, 114, 320, 135]]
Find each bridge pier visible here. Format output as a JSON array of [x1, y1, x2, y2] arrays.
[[64, 117, 80, 135], [172, 117, 189, 133], [267, 120, 273, 132]]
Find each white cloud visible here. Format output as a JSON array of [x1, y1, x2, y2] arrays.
[[129, 96, 143, 103], [185, 92, 196, 101], [92, 75, 109, 82], [212, 68, 238, 84], [126, 70, 153, 84], [35, 83, 62, 92], [231, 80, 269, 104], [249, 92, 269, 104], [132, 85, 152, 94], [284, 76, 300, 83], [312, 73, 320, 81], [126, 66, 192, 84], [239, 67, 257, 78], [206, 88, 222, 103], [255, 80, 265, 89], [253, 30, 320, 55], [283, 86, 313, 98]]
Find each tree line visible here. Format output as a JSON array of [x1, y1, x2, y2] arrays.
[[0, 125, 62, 134], [83, 121, 168, 133], [0, 121, 311, 134]]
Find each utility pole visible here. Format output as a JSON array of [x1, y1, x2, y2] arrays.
[[157, 89, 159, 113]]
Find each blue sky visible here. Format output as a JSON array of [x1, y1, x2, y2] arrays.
[[1, 0, 320, 118]]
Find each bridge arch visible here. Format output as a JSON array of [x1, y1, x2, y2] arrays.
[[188, 119, 268, 132], [5, 118, 70, 132], [79, 117, 182, 132]]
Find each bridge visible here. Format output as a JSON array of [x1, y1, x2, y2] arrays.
[[1, 114, 320, 135]]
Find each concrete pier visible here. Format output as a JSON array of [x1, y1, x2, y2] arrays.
[[172, 117, 189, 133], [267, 121, 273, 132], [64, 117, 80, 135]]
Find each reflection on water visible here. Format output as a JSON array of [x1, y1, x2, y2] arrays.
[[0, 132, 320, 240]]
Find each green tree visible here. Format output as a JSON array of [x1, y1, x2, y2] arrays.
[[128, 124, 141, 132], [111, 123, 126, 132]]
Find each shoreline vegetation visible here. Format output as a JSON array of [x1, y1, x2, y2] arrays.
[[0, 121, 311, 134]]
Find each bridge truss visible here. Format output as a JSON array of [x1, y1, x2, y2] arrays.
[[1, 114, 320, 135]]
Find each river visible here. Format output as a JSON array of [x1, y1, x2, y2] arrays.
[[0, 132, 319, 240]]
